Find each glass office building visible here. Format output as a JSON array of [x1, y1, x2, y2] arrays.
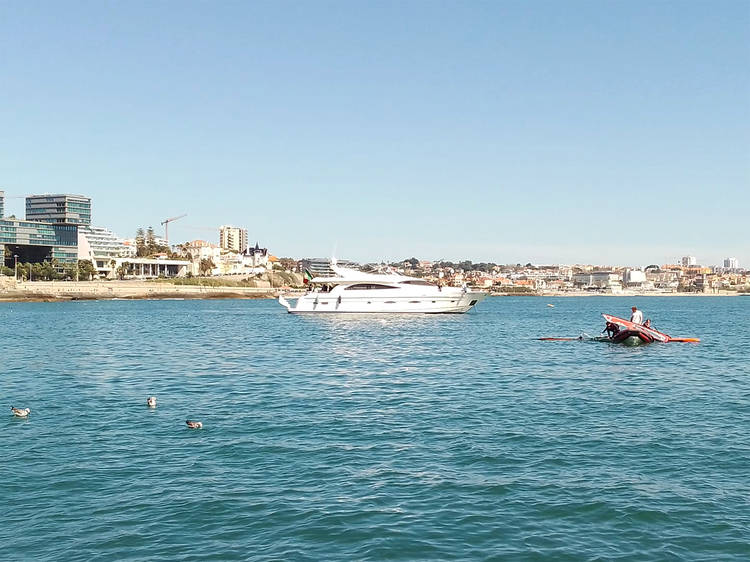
[[0, 219, 79, 266], [0, 220, 78, 264], [1, 192, 89, 267], [25, 194, 92, 225]]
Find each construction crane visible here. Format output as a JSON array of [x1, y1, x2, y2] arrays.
[[161, 213, 187, 245]]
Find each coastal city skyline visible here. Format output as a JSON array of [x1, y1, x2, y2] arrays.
[[0, 190, 744, 270], [3, 190, 745, 299], [2, 2, 748, 266]]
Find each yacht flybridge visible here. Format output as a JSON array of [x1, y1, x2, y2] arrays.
[[278, 265, 488, 314]]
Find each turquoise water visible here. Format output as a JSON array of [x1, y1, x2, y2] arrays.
[[2, 297, 749, 560]]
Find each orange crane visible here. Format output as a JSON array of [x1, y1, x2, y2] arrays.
[[161, 213, 187, 245]]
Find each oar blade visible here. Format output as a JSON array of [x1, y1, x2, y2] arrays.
[[537, 337, 580, 341]]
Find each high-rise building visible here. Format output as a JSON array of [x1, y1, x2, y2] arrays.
[[219, 225, 248, 253], [0, 190, 4, 218], [26, 194, 92, 225], [680, 256, 697, 267], [723, 257, 739, 269], [1, 193, 91, 268]]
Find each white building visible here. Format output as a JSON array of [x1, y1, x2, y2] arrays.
[[217, 253, 261, 275], [681, 256, 697, 267], [216, 248, 271, 276], [624, 269, 647, 286], [573, 272, 622, 290], [723, 257, 739, 270], [181, 240, 222, 276], [183, 240, 221, 262], [219, 225, 248, 254], [78, 226, 133, 274], [115, 257, 190, 279], [121, 235, 170, 254]]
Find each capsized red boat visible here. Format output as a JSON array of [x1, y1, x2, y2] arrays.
[[538, 314, 700, 345], [600, 314, 700, 345]]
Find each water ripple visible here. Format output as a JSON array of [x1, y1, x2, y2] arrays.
[[1, 297, 749, 560]]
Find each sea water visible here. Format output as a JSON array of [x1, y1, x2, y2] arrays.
[[1, 297, 748, 560]]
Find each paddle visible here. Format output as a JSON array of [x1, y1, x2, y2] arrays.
[[666, 337, 701, 343], [537, 337, 582, 341]]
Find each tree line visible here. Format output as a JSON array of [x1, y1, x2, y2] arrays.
[[135, 226, 173, 257], [393, 258, 500, 273], [0, 260, 97, 281]]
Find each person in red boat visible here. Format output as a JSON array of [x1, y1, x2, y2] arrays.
[[603, 321, 620, 338], [630, 306, 644, 324]]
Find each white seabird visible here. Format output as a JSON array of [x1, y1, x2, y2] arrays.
[[147, 396, 157, 408], [186, 420, 203, 429], [11, 406, 31, 417]]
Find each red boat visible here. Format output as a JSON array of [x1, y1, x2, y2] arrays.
[[601, 314, 699, 345], [538, 315, 700, 345]]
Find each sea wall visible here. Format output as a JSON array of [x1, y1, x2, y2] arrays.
[[0, 279, 279, 302]]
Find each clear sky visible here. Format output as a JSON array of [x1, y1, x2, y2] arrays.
[[1, 1, 748, 267]]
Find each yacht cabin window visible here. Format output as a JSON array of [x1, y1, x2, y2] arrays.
[[344, 283, 398, 290]]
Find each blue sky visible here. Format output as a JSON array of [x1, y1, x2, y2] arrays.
[[1, 1, 748, 266]]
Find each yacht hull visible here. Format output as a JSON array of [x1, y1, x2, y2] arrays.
[[279, 291, 487, 314]]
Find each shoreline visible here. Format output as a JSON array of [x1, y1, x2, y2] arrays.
[[0, 280, 283, 303], [491, 291, 742, 297], [0, 280, 743, 303]]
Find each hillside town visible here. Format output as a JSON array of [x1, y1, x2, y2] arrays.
[[362, 257, 749, 295], [1, 191, 748, 295]]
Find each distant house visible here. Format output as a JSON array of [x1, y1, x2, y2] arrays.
[[182, 240, 222, 275], [243, 242, 269, 268]]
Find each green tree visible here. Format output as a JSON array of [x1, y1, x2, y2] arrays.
[[40, 261, 56, 280], [16, 263, 29, 281], [199, 258, 215, 276], [61, 263, 76, 280], [27, 262, 40, 281], [146, 226, 156, 255], [135, 228, 146, 257], [78, 260, 97, 280]]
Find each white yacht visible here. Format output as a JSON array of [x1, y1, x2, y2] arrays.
[[278, 264, 487, 314]]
